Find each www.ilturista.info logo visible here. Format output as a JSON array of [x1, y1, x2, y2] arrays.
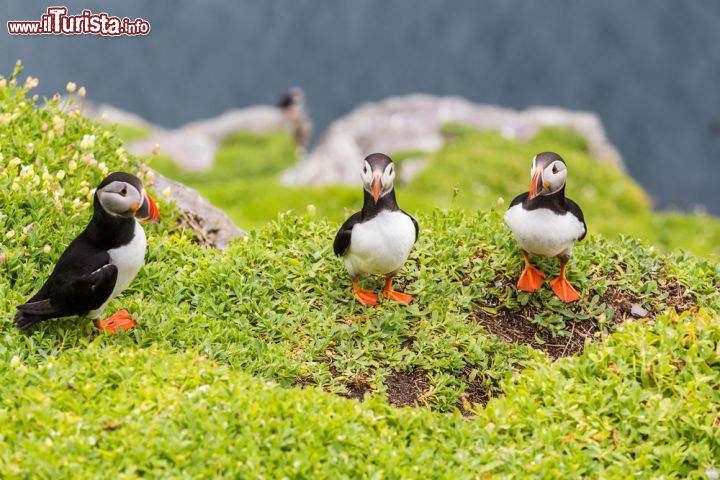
[[7, 7, 150, 36]]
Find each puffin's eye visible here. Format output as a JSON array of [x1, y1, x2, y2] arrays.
[[120, 186, 128, 197], [389, 165, 394, 175], [552, 164, 559, 175], [363, 165, 368, 174]]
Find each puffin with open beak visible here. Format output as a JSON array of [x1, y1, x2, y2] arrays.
[[333, 153, 418, 306], [504, 152, 586, 302], [14, 172, 160, 332]]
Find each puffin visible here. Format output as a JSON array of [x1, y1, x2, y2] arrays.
[[14, 172, 160, 332], [277, 87, 313, 153], [504, 152, 586, 303], [333, 153, 418, 306]]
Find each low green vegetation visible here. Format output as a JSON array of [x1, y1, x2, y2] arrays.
[[112, 122, 150, 143], [2, 66, 720, 477], [150, 132, 360, 227], [2, 310, 719, 477], [143, 122, 720, 259]]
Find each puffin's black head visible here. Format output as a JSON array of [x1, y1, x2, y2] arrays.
[[95, 172, 160, 223], [277, 87, 304, 110], [528, 152, 568, 199], [361, 153, 396, 204]]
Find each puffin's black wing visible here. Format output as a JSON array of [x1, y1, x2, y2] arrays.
[[401, 210, 419, 242], [333, 212, 362, 256], [565, 198, 587, 241], [509, 192, 529, 209], [14, 248, 117, 330]]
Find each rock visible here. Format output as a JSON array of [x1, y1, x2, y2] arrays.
[[282, 94, 625, 186], [180, 106, 290, 143], [398, 157, 429, 186], [130, 130, 217, 171], [149, 169, 245, 250], [126, 106, 291, 172], [630, 303, 649, 318], [82, 99, 298, 172], [79, 100, 153, 130]]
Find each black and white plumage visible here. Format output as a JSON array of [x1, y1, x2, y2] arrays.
[[277, 87, 312, 152], [504, 152, 586, 302], [14, 172, 160, 331], [333, 153, 418, 306]]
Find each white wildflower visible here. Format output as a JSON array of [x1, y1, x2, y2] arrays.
[[24, 76, 39, 90], [80, 134, 95, 150], [20, 165, 34, 178]]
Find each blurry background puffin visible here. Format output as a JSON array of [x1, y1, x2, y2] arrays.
[[333, 153, 418, 306], [504, 152, 586, 303], [14, 172, 160, 332]]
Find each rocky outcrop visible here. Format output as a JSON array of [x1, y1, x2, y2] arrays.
[[281, 94, 624, 186], [127, 107, 293, 171], [79, 100, 153, 130], [149, 169, 245, 250], [82, 100, 294, 172]]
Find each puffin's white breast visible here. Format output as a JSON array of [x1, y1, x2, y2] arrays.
[[345, 210, 415, 277], [107, 222, 147, 300], [504, 204, 584, 257], [87, 222, 147, 319]]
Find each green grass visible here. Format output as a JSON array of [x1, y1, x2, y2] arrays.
[[112, 122, 151, 143], [3, 64, 720, 477], [149, 132, 360, 227], [145, 122, 720, 259], [1, 310, 718, 477]]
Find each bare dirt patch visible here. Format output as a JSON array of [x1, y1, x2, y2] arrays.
[[292, 364, 372, 401], [385, 369, 431, 408], [474, 306, 598, 359], [475, 282, 691, 360], [458, 366, 491, 416]]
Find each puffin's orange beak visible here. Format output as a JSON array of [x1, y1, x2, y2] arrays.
[[528, 169, 542, 200], [372, 172, 381, 204], [133, 193, 161, 223]]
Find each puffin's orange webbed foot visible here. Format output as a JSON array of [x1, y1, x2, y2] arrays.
[[549, 261, 581, 303], [550, 276, 580, 303], [382, 277, 413, 304], [517, 252, 545, 292], [353, 279, 378, 307], [383, 290, 414, 304], [96, 309, 136, 333]]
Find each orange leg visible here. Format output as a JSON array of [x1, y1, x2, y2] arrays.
[[353, 278, 378, 307], [382, 277, 414, 304], [517, 251, 545, 292], [549, 261, 581, 303], [95, 309, 136, 333]]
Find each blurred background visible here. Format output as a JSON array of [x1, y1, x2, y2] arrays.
[[2, 0, 719, 255]]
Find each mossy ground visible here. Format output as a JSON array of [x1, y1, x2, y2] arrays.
[[2, 66, 720, 477], [145, 122, 720, 260]]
